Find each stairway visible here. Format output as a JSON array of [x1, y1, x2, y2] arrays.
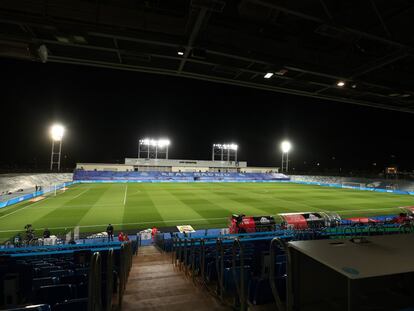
[[123, 245, 231, 311]]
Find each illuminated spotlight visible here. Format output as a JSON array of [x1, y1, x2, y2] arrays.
[[229, 143, 238, 150], [157, 139, 171, 148], [264, 72, 274, 79], [281, 141, 292, 153], [213, 143, 238, 150], [351, 84, 357, 89], [177, 48, 185, 56], [50, 124, 64, 141], [336, 80, 346, 87]]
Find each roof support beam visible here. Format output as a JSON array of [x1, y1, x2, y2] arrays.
[[350, 50, 408, 79], [319, 0, 334, 22], [177, 7, 208, 73], [370, 0, 392, 39], [247, 0, 412, 50], [47, 55, 414, 114]]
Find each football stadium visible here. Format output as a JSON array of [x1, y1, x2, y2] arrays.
[[1, 1, 414, 311]]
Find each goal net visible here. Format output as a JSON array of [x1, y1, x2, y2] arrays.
[[341, 182, 365, 189]]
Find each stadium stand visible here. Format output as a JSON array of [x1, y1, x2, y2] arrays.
[[0, 241, 133, 310], [73, 171, 289, 182], [290, 175, 414, 192], [156, 220, 414, 311], [0, 174, 72, 193], [0, 174, 72, 202]]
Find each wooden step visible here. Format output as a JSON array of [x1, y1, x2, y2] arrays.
[[123, 246, 230, 311]]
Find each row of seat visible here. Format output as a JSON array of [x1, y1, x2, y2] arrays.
[[170, 222, 414, 310], [1, 242, 134, 311]]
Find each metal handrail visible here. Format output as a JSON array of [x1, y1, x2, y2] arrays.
[[176, 237, 183, 268], [215, 239, 224, 301], [232, 239, 246, 311], [88, 252, 102, 311], [190, 238, 198, 282], [269, 238, 287, 311], [182, 238, 188, 272], [200, 239, 206, 281], [105, 248, 114, 311], [171, 237, 176, 264]]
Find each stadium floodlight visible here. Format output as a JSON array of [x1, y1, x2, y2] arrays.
[[336, 80, 345, 87], [212, 143, 238, 162], [50, 124, 64, 171], [138, 138, 170, 159], [280, 140, 292, 173], [264, 72, 274, 79], [157, 139, 170, 148], [281, 141, 291, 153], [213, 143, 238, 150], [50, 124, 64, 141]]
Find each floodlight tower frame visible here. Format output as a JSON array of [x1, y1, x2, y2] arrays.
[[138, 138, 170, 159], [50, 140, 63, 171], [280, 141, 291, 173], [212, 143, 238, 163], [50, 125, 64, 171]]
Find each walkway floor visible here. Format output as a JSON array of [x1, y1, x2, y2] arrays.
[[123, 245, 231, 311]]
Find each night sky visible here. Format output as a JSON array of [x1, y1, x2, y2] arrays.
[[1, 58, 413, 173]]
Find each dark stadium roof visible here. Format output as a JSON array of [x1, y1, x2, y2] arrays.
[[1, 0, 414, 113]]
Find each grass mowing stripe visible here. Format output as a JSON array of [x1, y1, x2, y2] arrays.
[[0, 187, 79, 220], [32, 186, 102, 230], [123, 184, 128, 206], [77, 184, 125, 227], [121, 184, 165, 227], [144, 185, 209, 223], [1, 182, 414, 242]]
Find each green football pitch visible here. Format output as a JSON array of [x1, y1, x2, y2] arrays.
[[1, 182, 413, 242]]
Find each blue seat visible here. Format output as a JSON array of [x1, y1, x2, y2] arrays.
[[36, 284, 75, 305], [48, 270, 74, 278], [32, 277, 60, 289], [52, 298, 88, 311]]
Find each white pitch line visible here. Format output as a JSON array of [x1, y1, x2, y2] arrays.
[[123, 184, 128, 206], [0, 187, 87, 221], [71, 188, 90, 200]]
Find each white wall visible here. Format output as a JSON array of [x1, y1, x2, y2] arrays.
[[125, 158, 247, 168], [243, 167, 279, 173], [76, 163, 134, 171]]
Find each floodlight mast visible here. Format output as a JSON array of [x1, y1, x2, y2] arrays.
[[212, 143, 238, 163], [280, 141, 291, 173], [49, 124, 64, 171], [138, 138, 170, 159]]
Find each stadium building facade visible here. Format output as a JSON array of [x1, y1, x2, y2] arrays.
[[76, 158, 279, 173]]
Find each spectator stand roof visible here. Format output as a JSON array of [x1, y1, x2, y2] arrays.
[[0, 0, 413, 112]]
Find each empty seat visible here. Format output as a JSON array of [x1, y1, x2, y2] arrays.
[[52, 298, 88, 311], [36, 284, 75, 305], [48, 270, 74, 278], [32, 277, 60, 289]]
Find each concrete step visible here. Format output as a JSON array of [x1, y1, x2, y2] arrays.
[[123, 246, 230, 311]]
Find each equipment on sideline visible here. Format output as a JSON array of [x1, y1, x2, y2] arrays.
[[229, 214, 276, 233], [278, 212, 341, 229]]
